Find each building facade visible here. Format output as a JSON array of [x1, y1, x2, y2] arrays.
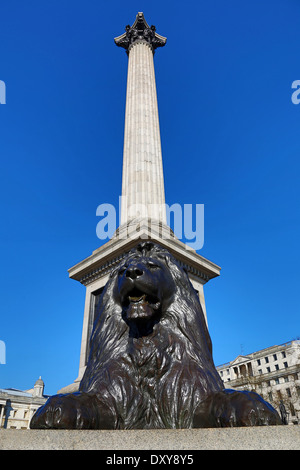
[[217, 340, 300, 424], [0, 377, 49, 429]]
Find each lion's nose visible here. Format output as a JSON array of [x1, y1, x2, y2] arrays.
[[125, 266, 144, 280]]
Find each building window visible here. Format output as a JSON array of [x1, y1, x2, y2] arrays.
[[273, 354, 277, 361], [275, 378, 280, 385], [282, 351, 286, 359], [258, 369, 262, 374], [290, 404, 296, 416], [226, 369, 230, 375], [283, 362, 288, 368], [275, 364, 279, 371], [284, 377, 289, 383], [268, 392, 273, 402], [286, 388, 292, 398], [266, 367, 270, 373], [257, 359, 261, 366], [265, 357, 269, 363]]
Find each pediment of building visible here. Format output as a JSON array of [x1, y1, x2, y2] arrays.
[[230, 355, 250, 366]]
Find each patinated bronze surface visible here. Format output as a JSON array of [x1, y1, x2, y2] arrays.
[[31, 242, 281, 429]]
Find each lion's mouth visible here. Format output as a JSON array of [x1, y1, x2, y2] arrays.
[[122, 288, 161, 323], [123, 288, 160, 310]]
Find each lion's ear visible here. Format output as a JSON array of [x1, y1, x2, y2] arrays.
[[181, 266, 191, 283]]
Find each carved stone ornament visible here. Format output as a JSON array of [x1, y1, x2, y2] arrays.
[[114, 12, 167, 54]]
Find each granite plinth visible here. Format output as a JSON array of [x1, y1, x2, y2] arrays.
[[0, 426, 299, 450]]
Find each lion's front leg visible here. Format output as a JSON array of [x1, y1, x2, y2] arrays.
[[193, 389, 282, 428], [30, 392, 115, 429]]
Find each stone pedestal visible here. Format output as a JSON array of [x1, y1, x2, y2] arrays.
[[1, 426, 299, 450]]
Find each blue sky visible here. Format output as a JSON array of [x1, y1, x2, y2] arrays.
[[0, 0, 299, 396]]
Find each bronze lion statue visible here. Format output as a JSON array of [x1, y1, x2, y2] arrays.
[[31, 242, 281, 429]]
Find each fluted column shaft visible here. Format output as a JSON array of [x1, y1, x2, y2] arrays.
[[121, 41, 166, 225]]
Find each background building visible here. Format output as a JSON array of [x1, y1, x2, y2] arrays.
[[0, 377, 49, 429], [217, 340, 300, 424]]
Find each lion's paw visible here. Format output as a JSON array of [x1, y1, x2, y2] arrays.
[[194, 389, 282, 428], [30, 393, 99, 429]]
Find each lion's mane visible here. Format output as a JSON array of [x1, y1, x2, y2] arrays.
[[79, 243, 223, 429]]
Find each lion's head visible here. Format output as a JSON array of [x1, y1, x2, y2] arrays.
[[115, 243, 177, 337]]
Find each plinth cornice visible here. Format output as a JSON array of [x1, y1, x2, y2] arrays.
[[68, 222, 221, 287]]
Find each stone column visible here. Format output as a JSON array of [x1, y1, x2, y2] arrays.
[[61, 13, 221, 394], [115, 12, 167, 227], [0, 405, 4, 428]]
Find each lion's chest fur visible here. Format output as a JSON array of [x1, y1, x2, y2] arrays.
[[127, 336, 166, 397], [102, 333, 206, 429]]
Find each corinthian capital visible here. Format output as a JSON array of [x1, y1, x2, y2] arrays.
[[114, 12, 167, 54]]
